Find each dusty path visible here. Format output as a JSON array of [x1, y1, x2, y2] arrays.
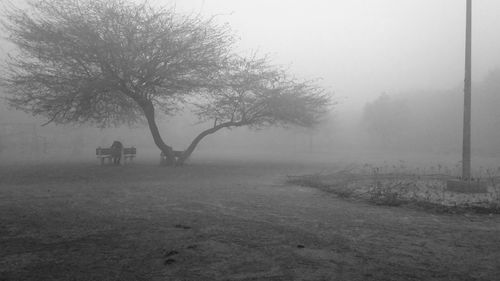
[[1, 160, 500, 280]]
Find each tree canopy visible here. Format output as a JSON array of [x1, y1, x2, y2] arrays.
[[2, 0, 231, 124]]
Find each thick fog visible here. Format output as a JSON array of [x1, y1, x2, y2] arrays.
[[1, 0, 500, 169]]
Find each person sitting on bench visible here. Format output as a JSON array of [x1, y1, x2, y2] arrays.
[[110, 140, 123, 165]]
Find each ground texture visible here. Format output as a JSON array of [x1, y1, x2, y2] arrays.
[[1, 160, 500, 281]]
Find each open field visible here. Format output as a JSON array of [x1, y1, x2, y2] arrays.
[[1, 159, 500, 281]]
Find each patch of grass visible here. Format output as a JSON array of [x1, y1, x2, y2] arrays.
[[289, 173, 500, 214]]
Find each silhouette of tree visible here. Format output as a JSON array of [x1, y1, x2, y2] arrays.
[[1, 0, 333, 165]]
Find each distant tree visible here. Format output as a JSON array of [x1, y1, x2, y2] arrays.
[[171, 57, 331, 164], [0, 0, 232, 164]]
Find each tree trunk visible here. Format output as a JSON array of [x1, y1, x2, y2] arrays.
[[141, 100, 176, 165], [177, 121, 243, 165]]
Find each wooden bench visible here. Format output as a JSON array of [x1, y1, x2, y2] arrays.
[[96, 146, 136, 165]]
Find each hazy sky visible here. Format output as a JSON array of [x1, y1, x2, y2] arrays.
[[159, 0, 500, 111]]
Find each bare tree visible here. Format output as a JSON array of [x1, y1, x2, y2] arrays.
[[1, 0, 233, 164], [176, 56, 332, 164], [1, 0, 332, 165]]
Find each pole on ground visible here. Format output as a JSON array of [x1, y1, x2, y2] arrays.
[[462, 0, 472, 181]]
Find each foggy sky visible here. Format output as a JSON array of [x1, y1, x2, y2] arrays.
[[162, 0, 500, 112]]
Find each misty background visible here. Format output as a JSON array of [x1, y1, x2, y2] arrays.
[[1, 0, 500, 171]]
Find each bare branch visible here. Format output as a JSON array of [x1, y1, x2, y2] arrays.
[[2, 0, 233, 128]]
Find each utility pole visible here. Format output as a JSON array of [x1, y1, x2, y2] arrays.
[[462, 0, 472, 181]]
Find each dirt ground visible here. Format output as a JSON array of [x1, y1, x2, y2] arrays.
[[1, 159, 499, 281]]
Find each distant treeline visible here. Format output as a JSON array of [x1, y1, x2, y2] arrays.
[[360, 69, 500, 157]]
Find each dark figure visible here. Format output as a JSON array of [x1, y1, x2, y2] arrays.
[[111, 140, 123, 165]]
